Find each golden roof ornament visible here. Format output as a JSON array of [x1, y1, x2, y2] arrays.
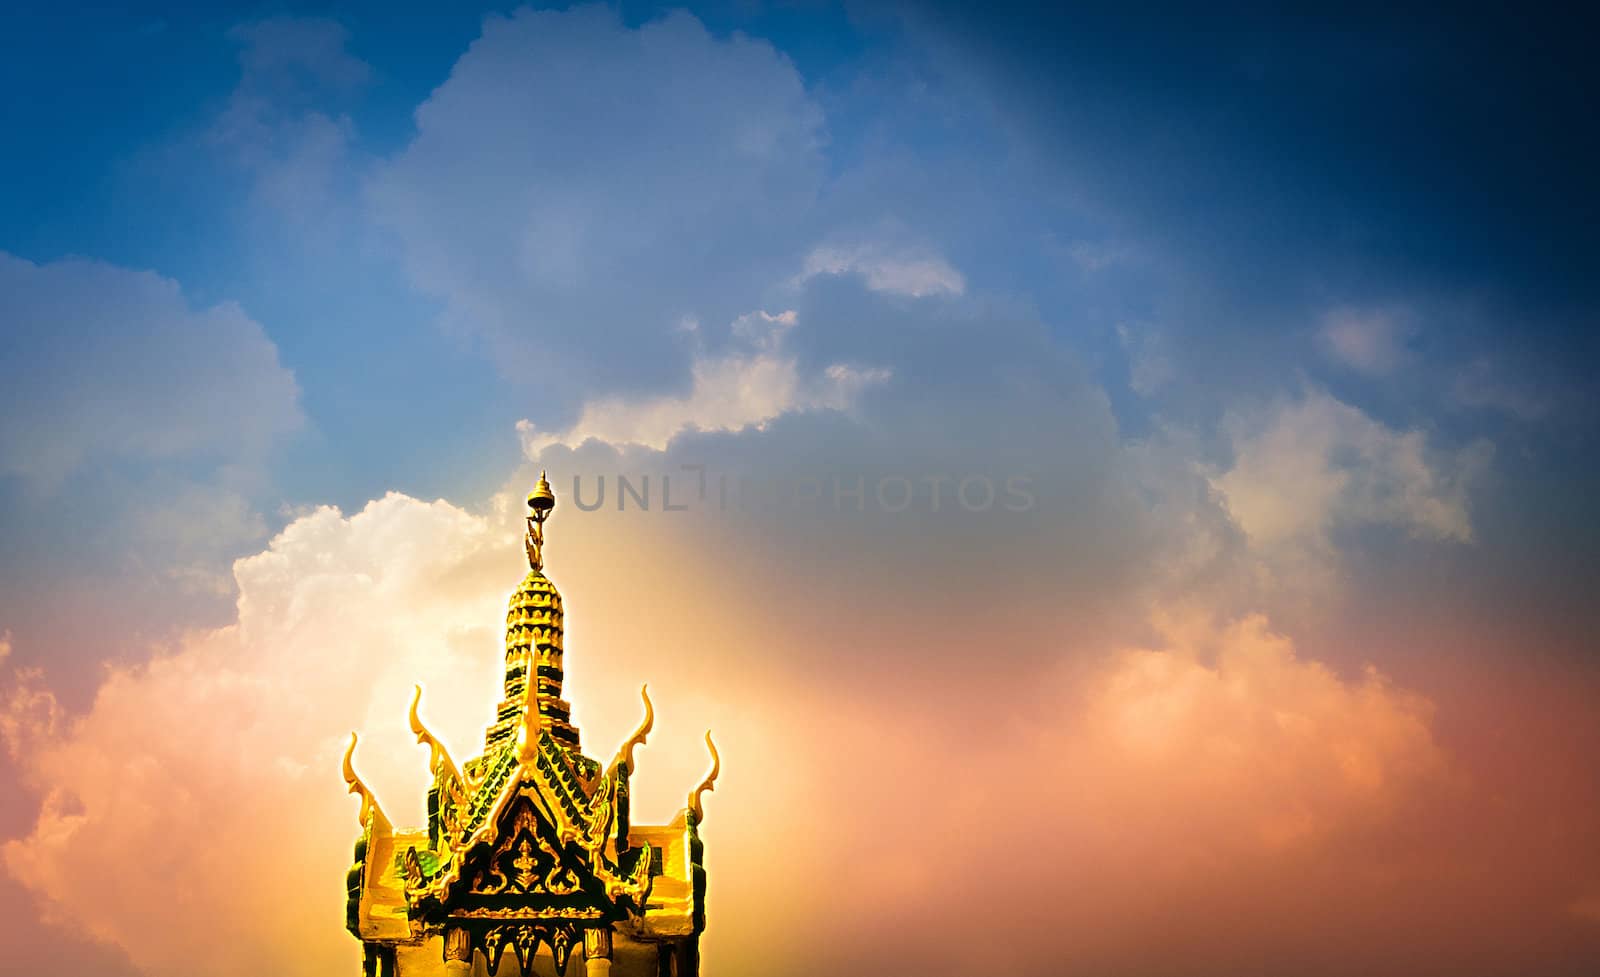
[[525, 470, 555, 571], [341, 732, 389, 833], [613, 685, 654, 777], [409, 685, 462, 787], [689, 731, 720, 824], [341, 468, 718, 977]]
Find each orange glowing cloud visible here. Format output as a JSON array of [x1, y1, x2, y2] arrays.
[[1073, 611, 1447, 851], [3, 495, 517, 976], [2, 479, 1596, 977]]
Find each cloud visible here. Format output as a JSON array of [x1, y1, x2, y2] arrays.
[[210, 17, 369, 230], [0, 480, 847, 977], [1068, 611, 1446, 850], [1572, 892, 1600, 925], [1066, 239, 1132, 272], [516, 309, 890, 454], [798, 238, 965, 297], [4, 9, 1596, 974], [5, 439, 1597, 977], [1451, 356, 1554, 420], [368, 5, 825, 396], [0, 645, 59, 767], [0, 479, 1453, 977], [128, 485, 271, 596], [838, 610, 1450, 868], [0, 631, 61, 769], [1316, 306, 1413, 374], [1117, 321, 1175, 395], [0, 254, 302, 490], [2, 494, 514, 976], [226, 17, 371, 96], [1210, 389, 1489, 563], [0, 254, 303, 688]]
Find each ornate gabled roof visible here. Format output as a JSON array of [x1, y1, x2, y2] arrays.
[[342, 471, 720, 973]]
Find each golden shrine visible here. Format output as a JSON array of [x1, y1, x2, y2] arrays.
[[342, 472, 719, 977]]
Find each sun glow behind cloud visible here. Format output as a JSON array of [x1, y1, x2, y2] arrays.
[[2, 2, 1599, 975], [3, 460, 1596, 976]]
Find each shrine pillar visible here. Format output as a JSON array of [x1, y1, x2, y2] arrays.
[[584, 928, 613, 977], [444, 927, 473, 977]]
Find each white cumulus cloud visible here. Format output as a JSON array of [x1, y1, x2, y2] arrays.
[[518, 310, 890, 455], [2, 495, 515, 977], [799, 238, 965, 298], [1211, 388, 1488, 550], [368, 5, 826, 394]]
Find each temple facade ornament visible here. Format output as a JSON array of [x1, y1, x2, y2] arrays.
[[344, 472, 718, 976]]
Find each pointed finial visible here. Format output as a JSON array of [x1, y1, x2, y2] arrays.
[[688, 730, 720, 823], [525, 470, 556, 570], [613, 684, 654, 776], [409, 685, 462, 785], [342, 732, 390, 831]]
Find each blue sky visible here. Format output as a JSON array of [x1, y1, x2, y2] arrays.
[[7, 1, 1589, 648], [2, 4, 1599, 976], [1, 0, 1594, 761]]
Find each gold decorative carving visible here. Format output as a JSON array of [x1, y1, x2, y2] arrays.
[[403, 847, 425, 889], [549, 927, 575, 972], [512, 839, 538, 890], [613, 685, 653, 775], [342, 732, 389, 831], [469, 798, 592, 898], [410, 684, 464, 786], [511, 926, 541, 974], [539, 832, 582, 894], [585, 927, 613, 960], [481, 927, 508, 973], [450, 907, 606, 920], [443, 926, 472, 963], [688, 731, 720, 822]]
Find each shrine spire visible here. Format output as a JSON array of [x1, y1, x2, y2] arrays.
[[525, 470, 555, 570]]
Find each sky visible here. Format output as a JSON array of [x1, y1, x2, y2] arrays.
[[1, 3, 1598, 975]]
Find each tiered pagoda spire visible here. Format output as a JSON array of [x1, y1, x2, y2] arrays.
[[342, 472, 718, 977]]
